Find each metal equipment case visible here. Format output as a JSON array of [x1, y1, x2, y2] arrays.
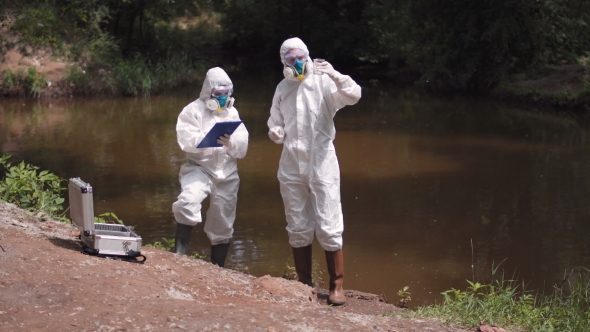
[[68, 178, 143, 258]]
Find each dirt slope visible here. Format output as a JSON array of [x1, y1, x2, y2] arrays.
[[0, 202, 468, 332]]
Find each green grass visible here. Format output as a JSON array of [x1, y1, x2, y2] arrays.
[[402, 267, 590, 332], [1, 67, 47, 97], [0, 53, 202, 98], [65, 53, 204, 97]]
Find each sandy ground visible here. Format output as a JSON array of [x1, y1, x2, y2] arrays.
[[0, 27, 75, 97], [0, 48, 69, 80], [0, 201, 473, 332], [0, 25, 71, 84]]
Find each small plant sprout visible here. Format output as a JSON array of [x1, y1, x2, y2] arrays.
[[145, 237, 175, 251], [398, 286, 411, 308], [283, 262, 298, 281], [282, 259, 324, 287], [94, 212, 124, 224], [191, 252, 206, 260]]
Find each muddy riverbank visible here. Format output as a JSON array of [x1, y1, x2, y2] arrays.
[[0, 201, 474, 331]]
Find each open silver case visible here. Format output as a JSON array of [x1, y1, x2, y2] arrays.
[[68, 178, 144, 261]]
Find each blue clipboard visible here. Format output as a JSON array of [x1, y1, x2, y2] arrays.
[[197, 120, 243, 148]]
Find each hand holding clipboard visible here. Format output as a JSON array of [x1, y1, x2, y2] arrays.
[[197, 121, 243, 148]]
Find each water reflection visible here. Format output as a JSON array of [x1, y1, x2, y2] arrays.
[[1, 81, 590, 307]]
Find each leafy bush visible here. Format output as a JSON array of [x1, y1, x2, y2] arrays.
[[87, 32, 120, 67], [1, 69, 26, 95], [64, 64, 90, 92], [2, 70, 15, 89], [0, 154, 66, 218]]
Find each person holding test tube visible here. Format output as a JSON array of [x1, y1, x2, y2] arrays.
[[267, 37, 362, 305]]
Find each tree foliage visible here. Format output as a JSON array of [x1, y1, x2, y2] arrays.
[[218, 0, 590, 91], [2, 0, 215, 58], [401, 0, 590, 90], [216, 0, 371, 65], [1, 0, 216, 95], [2, 0, 590, 92]]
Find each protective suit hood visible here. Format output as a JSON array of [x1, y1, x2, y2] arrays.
[[199, 67, 233, 102], [280, 37, 311, 66]]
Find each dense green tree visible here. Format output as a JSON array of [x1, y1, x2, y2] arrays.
[[101, 0, 211, 56], [217, 0, 371, 66], [400, 0, 590, 90], [2, 0, 215, 59], [1, 0, 218, 96], [2, 0, 590, 92], [218, 0, 590, 90], [2, 0, 109, 50]]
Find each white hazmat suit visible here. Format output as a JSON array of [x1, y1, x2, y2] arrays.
[[267, 38, 361, 251], [173, 67, 248, 246], [268, 38, 361, 306]]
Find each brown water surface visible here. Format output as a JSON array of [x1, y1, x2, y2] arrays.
[[1, 82, 590, 307]]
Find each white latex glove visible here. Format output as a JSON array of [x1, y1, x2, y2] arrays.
[[268, 126, 284, 143], [217, 134, 234, 149], [315, 61, 336, 77]]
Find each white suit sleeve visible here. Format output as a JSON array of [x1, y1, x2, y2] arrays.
[[225, 121, 248, 159], [267, 87, 285, 144], [176, 104, 208, 154], [325, 70, 362, 110]]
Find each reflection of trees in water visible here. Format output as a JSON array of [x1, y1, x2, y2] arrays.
[[531, 142, 590, 279], [351, 88, 586, 144], [347, 89, 590, 287], [471, 116, 590, 284], [474, 239, 490, 281]]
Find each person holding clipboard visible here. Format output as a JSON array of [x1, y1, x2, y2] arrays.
[[172, 67, 249, 268]]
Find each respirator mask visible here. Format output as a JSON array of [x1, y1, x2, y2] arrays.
[[283, 49, 310, 81], [206, 85, 235, 111]]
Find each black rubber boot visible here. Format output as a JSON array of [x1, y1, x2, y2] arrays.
[[174, 223, 193, 255], [210, 243, 230, 267]]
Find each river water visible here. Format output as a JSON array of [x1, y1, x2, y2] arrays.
[[1, 78, 590, 307]]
